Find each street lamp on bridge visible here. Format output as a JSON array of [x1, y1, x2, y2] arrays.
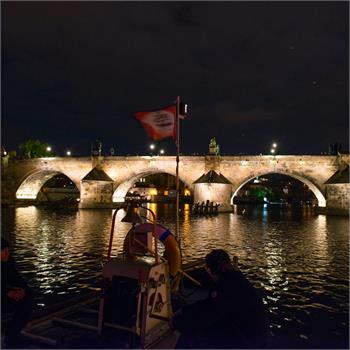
[[270, 142, 278, 155]]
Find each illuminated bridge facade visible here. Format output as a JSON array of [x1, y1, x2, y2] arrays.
[[1, 154, 349, 213]]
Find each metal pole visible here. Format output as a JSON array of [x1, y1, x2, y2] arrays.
[[107, 208, 122, 260], [175, 96, 180, 245], [99, 206, 122, 334], [142, 205, 159, 263]]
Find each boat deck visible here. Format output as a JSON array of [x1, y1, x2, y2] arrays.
[[20, 295, 179, 349], [17, 266, 209, 349]]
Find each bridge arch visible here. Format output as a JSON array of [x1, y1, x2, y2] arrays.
[[231, 171, 326, 207], [15, 170, 80, 200], [112, 170, 192, 202]]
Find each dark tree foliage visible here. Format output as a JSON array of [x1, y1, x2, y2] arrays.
[[19, 139, 54, 158]]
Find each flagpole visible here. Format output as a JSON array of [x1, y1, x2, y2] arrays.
[[175, 96, 180, 245]]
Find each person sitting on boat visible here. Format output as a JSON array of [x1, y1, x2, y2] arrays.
[[1, 238, 33, 347], [192, 202, 200, 214], [203, 200, 210, 215], [173, 249, 269, 348], [199, 201, 205, 214]]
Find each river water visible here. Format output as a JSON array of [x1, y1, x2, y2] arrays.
[[1, 204, 349, 348]]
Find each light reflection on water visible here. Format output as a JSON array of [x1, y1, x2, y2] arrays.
[[1, 204, 349, 348]]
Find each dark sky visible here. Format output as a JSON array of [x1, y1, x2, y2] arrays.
[[2, 1, 349, 156]]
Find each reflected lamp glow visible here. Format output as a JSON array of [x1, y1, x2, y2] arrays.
[[147, 202, 158, 218]]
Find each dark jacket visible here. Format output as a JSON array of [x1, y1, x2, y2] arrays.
[[1, 257, 29, 307], [174, 269, 269, 348], [1, 256, 33, 344]]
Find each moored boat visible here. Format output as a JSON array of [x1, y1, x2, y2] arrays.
[[16, 203, 207, 349]]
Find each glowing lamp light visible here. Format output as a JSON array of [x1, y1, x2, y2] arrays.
[[270, 149, 275, 154], [184, 189, 191, 196], [272, 143, 277, 148], [150, 144, 155, 150], [149, 188, 158, 196], [66, 151, 71, 156], [160, 149, 165, 155], [46, 146, 52, 152]]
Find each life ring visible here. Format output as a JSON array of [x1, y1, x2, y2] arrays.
[[124, 223, 181, 277]]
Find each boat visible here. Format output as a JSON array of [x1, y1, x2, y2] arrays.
[[19, 264, 208, 349], [192, 201, 220, 215], [15, 202, 208, 349], [266, 199, 288, 206]]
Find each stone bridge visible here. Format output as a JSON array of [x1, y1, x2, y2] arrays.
[[1, 154, 349, 213]]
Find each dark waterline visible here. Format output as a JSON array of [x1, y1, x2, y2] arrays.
[[1, 204, 349, 348]]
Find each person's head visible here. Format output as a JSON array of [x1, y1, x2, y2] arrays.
[[205, 249, 232, 279], [1, 238, 10, 262]]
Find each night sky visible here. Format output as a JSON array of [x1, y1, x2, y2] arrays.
[[2, 1, 349, 156]]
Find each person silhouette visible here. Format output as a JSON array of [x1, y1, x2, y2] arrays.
[[173, 249, 269, 348], [1, 238, 33, 347]]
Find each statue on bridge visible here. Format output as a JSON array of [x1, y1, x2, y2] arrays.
[[91, 140, 102, 157], [209, 137, 220, 156]]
